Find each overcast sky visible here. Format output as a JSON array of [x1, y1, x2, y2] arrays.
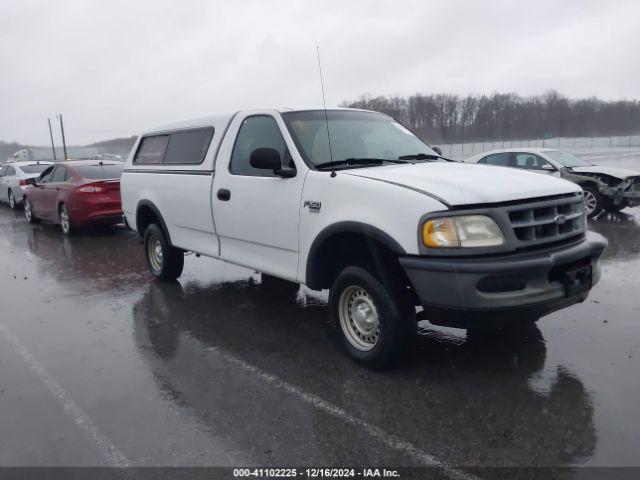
[[1, 0, 639, 145]]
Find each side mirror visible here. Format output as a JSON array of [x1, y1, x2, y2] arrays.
[[25, 177, 36, 186], [250, 148, 296, 178], [540, 164, 556, 171], [432, 146, 443, 156]]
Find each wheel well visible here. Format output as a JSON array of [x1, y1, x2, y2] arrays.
[[136, 205, 158, 236], [580, 182, 599, 191], [136, 202, 172, 245], [306, 231, 411, 293]]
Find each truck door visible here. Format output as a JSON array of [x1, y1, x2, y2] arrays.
[[212, 113, 305, 281]]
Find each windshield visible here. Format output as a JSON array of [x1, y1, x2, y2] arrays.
[[282, 110, 440, 167], [75, 164, 124, 179], [546, 150, 591, 167], [19, 164, 51, 174]]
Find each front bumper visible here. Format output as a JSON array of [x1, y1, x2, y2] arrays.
[[399, 231, 607, 327]]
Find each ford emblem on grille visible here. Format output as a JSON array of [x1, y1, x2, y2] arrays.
[[554, 214, 567, 225]]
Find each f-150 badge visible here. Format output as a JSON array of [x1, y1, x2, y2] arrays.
[[304, 200, 321, 213]]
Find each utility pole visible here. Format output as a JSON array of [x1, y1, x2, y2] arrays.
[[57, 114, 68, 160], [47, 118, 57, 161]]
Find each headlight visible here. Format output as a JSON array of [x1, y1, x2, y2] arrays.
[[422, 215, 505, 248]]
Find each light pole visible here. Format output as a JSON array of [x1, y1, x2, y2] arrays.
[[47, 118, 57, 161], [57, 114, 68, 160]]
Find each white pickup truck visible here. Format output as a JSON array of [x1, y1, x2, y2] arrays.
[[121, 108, 607, 367]]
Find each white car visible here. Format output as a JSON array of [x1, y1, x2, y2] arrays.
[[0, 161, 53, 209], [465, 148, 640, 217], [89, 154, 124, 162], [121, 109, 607, 367]]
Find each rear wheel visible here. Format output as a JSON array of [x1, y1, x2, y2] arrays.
[[8, 190, 17, 210], [59, 204, 73, 236], [583, 186, 603, 218], [329, 266, 415, 368], [144, 224, 184, 281], [24, 197, 37, 223]]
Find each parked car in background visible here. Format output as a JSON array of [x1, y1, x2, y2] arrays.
[[466, 148, 640, 217], [89, 154, 124, 162], [0, 161, 53, 209], [23, 160, 124, 235]]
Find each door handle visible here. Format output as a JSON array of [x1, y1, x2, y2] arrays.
[[217, 188, 231, 201]]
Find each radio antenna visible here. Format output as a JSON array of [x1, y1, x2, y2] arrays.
[[316, 46, 334, 171]]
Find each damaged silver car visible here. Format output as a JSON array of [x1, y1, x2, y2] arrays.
[[466, 148, 640, 217]]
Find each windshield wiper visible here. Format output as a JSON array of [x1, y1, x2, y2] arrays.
[[398, 153, 447, 161], [315, 158, 409, 171]]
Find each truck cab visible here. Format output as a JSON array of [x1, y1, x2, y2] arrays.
[[121, 108, 607, 368]]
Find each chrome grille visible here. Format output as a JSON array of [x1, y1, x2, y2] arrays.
[[505, 194, 585, 248]]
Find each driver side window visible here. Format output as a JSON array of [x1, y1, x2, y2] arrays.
[[51, 166, 68, 183], [480, 153, 510, 166], [229, 116, 291, 177], [514, 153, 554, 171], [39, 166, 56, 183]]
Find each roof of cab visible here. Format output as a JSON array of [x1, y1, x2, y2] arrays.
[[142, 107, 381, 136]]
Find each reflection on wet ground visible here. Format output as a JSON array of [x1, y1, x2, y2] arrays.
[[0, 204, 639, 469]]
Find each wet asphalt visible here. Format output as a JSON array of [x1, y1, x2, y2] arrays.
[[0, 163, 639, 472]]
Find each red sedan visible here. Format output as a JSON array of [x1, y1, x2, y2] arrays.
[[23, 160, 124, 235]]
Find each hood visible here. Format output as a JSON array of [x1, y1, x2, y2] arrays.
[[344, 162, 580, 207], [570, 165, 640, 179]]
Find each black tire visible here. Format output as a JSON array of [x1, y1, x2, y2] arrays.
[[59, 204, 73, 236], [329, 266, 415, 368], [23, 197, 38, 223], [8, 190, 17, 210], [144, 224, 184, 281], [261, 273, 300, 297], [582, 185, 603, 218]]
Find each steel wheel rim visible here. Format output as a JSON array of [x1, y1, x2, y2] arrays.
[[584, 191, 597, 215], [8, 192, 15, 208], [60, 207, 70, 234], [148, 235, 164, 272], [24, 199, 32, 221], [338, 285, 380, 351]]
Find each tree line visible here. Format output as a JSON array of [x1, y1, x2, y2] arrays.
[[342, 91, 640, 144]]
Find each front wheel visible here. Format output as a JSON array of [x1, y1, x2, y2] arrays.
[[144, 224, 184, 282], [59, 204, 73, 236], [583, 186, 603, 218], [8, 190, 17, 210], [329, 266, 415, 369], [24, 197, 37, 223]]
